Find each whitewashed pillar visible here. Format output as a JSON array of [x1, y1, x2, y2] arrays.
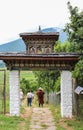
[[61, 70, 72, 118], [9, 70, 20, 116]]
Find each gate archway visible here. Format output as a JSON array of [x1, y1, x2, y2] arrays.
[[0, 28, 81, 117]]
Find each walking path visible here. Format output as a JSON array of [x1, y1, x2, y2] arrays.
[[29, 107, 56, 130], [21, 98, 74, 130]]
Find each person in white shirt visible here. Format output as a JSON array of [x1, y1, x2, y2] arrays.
[[27, 90, 34, 106], [20, 89, 24, 105]]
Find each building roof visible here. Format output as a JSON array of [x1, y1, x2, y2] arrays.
[[0, 52, 80, 60], [0, 52, 81, 70], [19, 27, 59, 40]]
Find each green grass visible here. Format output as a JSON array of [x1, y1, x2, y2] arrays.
[[49, 105, 65, 130], [50, 104, 83, 130], [65, 117, 83, 130], [0, 115, 24, 130], [0, 102, 32, 130], [20, 71, 36, 81], [25, 117, 31, 130]]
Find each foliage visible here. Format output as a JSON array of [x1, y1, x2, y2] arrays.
[[29, 80, 38, 92], [34, 70, 60, 93], [20, 78, 30, 94], [20, 78, 38, 94], [55, 76, 61, 92], [54, 40, 76, 52], [54, 41, 63, 52], [20, 71, 38, 94], [64, 1, 83, 53], [66, 42, 79, 52], [72, 60, 83, 86], [54, 40, 82, 53]]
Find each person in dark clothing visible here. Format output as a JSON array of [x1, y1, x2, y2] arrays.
[[36, 87, 45, 107]]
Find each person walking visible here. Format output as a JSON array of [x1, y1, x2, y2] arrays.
[[19, 89, 24, 105], [27, 90, 34, 106], [36, 87, 45, 107]]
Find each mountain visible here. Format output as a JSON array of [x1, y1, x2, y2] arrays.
[[0, 38, 26, 67], [0, 38, 26, 52], [42, 27, 67, 43]]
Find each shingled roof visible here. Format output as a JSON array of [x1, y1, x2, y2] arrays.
[[20, 26, 59, 40]]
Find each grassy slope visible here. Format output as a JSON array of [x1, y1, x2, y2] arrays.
[[20, 71, 35, 81]]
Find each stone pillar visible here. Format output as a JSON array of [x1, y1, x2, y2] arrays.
[[61, 70, 72, 118], [9, 70, 20, 116]]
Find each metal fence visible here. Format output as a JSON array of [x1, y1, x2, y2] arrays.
[[44, 92, 61, 105]]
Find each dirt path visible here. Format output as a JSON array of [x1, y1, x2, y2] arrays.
[[20, 97, 56, 129], [20, 98, 74, 130], [29, 107, 56, 130], [20, 105, 74, 130]]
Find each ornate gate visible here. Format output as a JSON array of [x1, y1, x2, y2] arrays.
[[0, 28, 81, 117]]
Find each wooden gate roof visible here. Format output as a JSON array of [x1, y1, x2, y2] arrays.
[[20, 29, 59, 40], [0, 52, 80, 70]]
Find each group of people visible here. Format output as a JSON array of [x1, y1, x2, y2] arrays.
[[20, 87, 45, 107]]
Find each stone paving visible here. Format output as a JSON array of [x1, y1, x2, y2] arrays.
[[29, 107, 56, 130]]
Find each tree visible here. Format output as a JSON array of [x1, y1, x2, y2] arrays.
[[34, 70, 60, 103], [72, 60, 83, 86], [20, 78, 30, 94], [34, 70, 60, 92], [64, 1, 83, 53], [54, 41, 77, 52], [55, 76, 61, 92]]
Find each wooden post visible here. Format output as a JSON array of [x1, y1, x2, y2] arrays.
[[3, 70, 6, 114], [0, 69, 6, 114]]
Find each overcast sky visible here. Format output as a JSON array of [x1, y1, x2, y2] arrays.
[[0, 0, 82, 44]]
